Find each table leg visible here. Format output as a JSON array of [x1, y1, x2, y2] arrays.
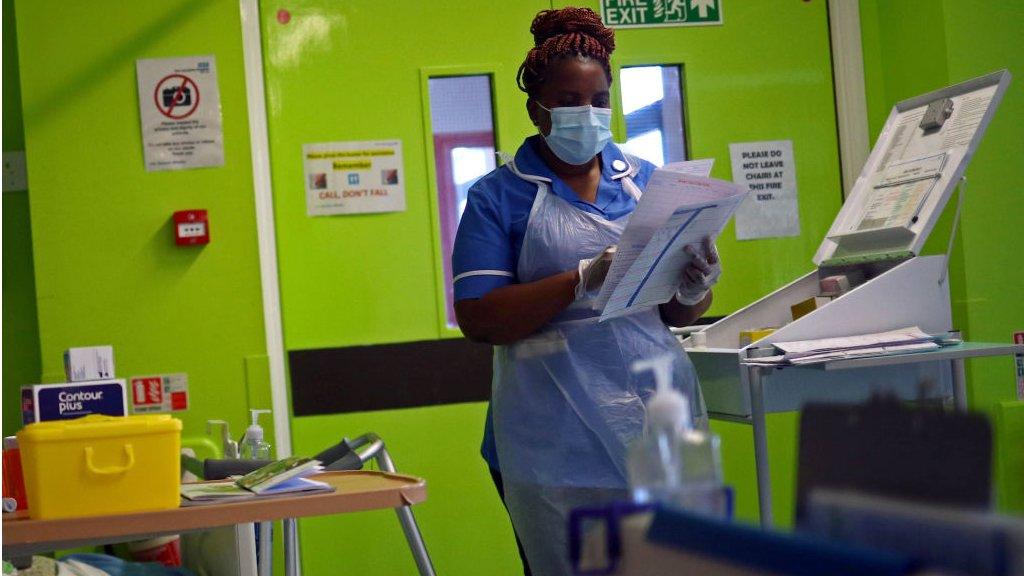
[[375, 447, 436, 576], [749, 366, 774, 528], [257, 521, 272, 576], [395, 506, 436, 576], [951, 358, 968, 411], [284, 518, 300, 576]]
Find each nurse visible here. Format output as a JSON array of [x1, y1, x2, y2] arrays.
[[452, 7, 719, 576]]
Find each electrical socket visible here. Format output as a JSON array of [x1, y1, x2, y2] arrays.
[[3, 151, 28, 192]]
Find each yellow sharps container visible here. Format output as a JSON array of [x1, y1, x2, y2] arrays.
[[17, 414, 182, 519]]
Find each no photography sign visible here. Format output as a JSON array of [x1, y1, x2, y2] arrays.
[[137, 56, 223, 171], [154, 74, 201, 120]]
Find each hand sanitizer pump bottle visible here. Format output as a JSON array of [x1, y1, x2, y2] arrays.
[[240, 409, 272, 460], [627, 355, 726, 517]]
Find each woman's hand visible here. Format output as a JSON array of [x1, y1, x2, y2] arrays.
[[658, 237, 719, 327], [676, 237, 721, 305], [457, 247, 619, 344], [576, 245, 616, 300]]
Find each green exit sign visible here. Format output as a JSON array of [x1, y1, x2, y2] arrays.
[[601, 0, 723, 28]]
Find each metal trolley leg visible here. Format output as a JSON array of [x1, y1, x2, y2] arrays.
[[374, 445, 437, 576], [748, 366, 774, 528], [284, 518, 301, 576], [318, 433, 437, 576], [257, 521, 273, 576]]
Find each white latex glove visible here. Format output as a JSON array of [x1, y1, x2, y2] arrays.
[[675, 237, 721, 305], [576, 245, 617, 301]]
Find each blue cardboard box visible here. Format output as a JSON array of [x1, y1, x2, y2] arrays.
[[21, 380, 127, 424]]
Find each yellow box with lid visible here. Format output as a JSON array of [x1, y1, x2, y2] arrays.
[[17, 414, 181, 519]]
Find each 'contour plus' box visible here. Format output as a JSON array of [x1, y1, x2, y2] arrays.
[[22, 380, 127, 424]]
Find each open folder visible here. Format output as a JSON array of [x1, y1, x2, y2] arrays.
[[596, 160, 747, 322]]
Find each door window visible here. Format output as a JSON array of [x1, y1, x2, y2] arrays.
[[619, 65, 687, 166], [427, 75, 497, 328]]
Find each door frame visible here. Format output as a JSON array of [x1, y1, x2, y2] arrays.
[[827, 0, 870, 198], [240, 0, 293, 459]]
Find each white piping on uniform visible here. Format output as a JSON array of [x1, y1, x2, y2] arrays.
[[453, 269, 516, 284]]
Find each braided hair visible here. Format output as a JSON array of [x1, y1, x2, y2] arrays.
[[517, 7, 616, 99]]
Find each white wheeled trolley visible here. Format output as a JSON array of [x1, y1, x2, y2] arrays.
[[683, 70, 1020, 527]]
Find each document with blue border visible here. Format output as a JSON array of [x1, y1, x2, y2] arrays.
[[597, 166, 747, 322]]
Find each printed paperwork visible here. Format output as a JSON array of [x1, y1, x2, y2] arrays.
[[181, 456, 332, 503], [595, 159, 715, 311], [595, 160, 747, 322], [878, 84, 998, 169], [856, 153, 947, 232], [744, 326, 942, 366]]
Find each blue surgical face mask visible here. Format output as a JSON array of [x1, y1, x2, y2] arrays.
[[537, 103, 613, 165]]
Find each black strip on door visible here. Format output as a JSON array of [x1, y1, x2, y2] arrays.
[[289, 338, 493, 416]]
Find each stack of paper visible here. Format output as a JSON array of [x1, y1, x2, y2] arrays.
[[744, 327, 940, 366], [595, 159, 748, 321], [181, 456, 332, 504]]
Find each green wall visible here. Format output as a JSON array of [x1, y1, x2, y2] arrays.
[[14, 0, 269, 454], [859, 0, 1024, 510], [4, 2, 1020, 575], [2, 0, 42, 438]]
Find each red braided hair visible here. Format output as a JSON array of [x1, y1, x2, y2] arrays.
[[517, 7, 616, 98]]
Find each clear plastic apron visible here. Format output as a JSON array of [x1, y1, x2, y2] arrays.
[[491, 156, 706, 575], [492, 156, 706, 489]]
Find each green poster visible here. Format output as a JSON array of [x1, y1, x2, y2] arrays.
[[601, 0, 723, 28]]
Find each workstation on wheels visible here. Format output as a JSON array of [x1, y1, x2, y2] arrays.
[[2, 2, 1022, 576]]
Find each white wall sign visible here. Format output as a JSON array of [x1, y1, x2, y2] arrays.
[[136, 56, 224, 172], [729, 140, 800, 240], [129, 373, 189, 413], [303, 140, 406, 216]]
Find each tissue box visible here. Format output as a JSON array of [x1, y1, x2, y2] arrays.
[[64, 346, 116, 382], [22, 380, 127, 425]]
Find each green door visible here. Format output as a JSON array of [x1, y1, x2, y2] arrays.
[[259, 2, 547, 574]]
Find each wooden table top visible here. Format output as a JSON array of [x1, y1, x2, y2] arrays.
[[2, 470, 426, 558]]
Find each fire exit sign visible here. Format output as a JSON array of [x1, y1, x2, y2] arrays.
[[601, 0, 723, 28]]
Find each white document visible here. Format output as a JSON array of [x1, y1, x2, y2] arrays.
[[877, 152, 947, 187], [136, 56, 224, 172], [854, 152, 947, 232], [597, 173, 747, 322], [729, 140, 801, 240], [594, 159, 715, 311], [774, 326, 933, 355], [857, 178, 938, 232], [879, 85, 997, 168], [666, 158, 715, 177], [744, 326, 940, 366], [303, 140, 406, 216]]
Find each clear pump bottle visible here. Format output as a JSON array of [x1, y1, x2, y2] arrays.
[[240, 409, 272, 460], [627, 355, 726, 517]]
